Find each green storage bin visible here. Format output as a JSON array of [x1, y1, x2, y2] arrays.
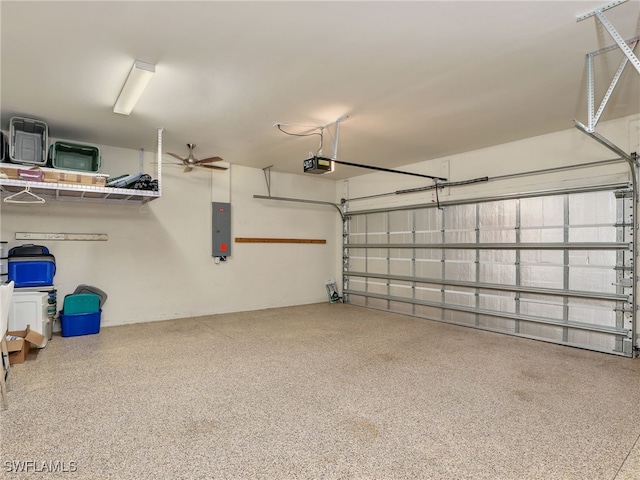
[[49, 141, 101, 172], [62, 293, 100, 315]]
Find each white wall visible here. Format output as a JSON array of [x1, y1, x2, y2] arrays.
[[341, 115, 639, 211], [0, 143, 339, 327]]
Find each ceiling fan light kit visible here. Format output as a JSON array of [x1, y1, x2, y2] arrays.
[[166, 144, 227, 173], [113, 60, 156, 115]]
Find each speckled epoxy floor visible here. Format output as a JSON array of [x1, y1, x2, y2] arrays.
[[1, 303, 639, 479]]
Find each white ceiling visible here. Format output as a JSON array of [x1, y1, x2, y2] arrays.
[[1, 1, 639, 180]]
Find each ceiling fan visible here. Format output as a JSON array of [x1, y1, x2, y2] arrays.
[[166, 143, 227, 173]]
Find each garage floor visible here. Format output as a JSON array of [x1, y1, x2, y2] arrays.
[[2, 303, 639, 479]]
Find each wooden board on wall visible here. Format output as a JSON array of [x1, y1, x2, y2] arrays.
[[16, 232, 108, 241], [235, 237, 326, 244]]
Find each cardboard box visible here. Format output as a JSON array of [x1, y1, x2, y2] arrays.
[[1, 164, 108, 187], [0, 165, 20, 179], [6, 326, 45, 364], [1, 164, 43, 181], [43, 169, 107, 187]]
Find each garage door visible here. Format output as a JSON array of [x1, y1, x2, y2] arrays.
[[343, 184, 635, 356]]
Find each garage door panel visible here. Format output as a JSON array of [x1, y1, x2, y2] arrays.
[[519, 322, 565, 342], [521, 264, 564, 289], [519, 298, 564, 320], [415, 305, 441, 320], [415, 248, 442, 260], [367, 297, 389, 310], [480, 250, 516, 264], [348, 249, 367, 272], [569, 191, 615, 225], [390, 258, 412, 276], [569, 226, 616, 242], [568, 302, 616, 327], [444, 230, 476, 243], [414, 210, 441, 241], [444, 310, 476, 326], [415, 286, 441, 303], [445, 204, 475, 230], [348, 294, 367, 307], [568, 329, 617, 352], [479, 291, 516, 313], [479, 200, 517, 228], [390, 301, 413, 315], [478, 315, 517, 333], [444, 287, 475, 307], [415, 258, 442, 278], [367, 280, 388, 295], [520, 196, 565, 227], [479, 263, 516, 285], [367, 257, 388, 275], [445, 260, 476, 282], [415, 231, 442, 243], [390, 281, 413, 299], [569, 250, 616, 266], [569, 267, 616, 293], [344, 187, 634, 356], [479, 229, 517, 243], [520, 228, 565, 243], [348, 278, 367, 293]]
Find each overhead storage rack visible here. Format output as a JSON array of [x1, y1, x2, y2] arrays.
[[0, 128, 163, 205]]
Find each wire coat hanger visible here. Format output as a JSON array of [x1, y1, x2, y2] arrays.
[[3, 186, 46, 204]]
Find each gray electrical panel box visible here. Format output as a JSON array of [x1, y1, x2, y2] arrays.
[[212, 202, 231, 257]]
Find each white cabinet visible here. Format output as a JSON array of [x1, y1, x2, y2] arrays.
[[8, 291, 49, 348]]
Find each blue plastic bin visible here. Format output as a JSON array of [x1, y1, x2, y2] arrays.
[[8, 256, 56, 287], [60, 310, 101, 337]]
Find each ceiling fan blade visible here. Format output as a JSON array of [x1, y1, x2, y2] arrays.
[[195, 156, 224, 164], [167, 152, 187, 162], [198, 164, 228, 171]]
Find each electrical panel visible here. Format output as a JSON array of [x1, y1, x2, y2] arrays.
[[212, 202, 231, 257]]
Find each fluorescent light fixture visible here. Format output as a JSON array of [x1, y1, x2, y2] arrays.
[[113, 60, 155, 115]]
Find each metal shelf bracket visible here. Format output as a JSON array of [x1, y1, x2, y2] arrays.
[[577, 0, 640, 132]]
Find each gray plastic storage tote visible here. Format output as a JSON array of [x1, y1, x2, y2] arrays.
[[9, 116, 49, 166]]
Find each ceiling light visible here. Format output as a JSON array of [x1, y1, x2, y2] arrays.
[[113, 60, 155, 115]]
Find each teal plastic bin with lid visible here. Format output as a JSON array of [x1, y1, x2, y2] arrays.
[[63, 293, 100, 314], [60, 293, 101, 337]]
